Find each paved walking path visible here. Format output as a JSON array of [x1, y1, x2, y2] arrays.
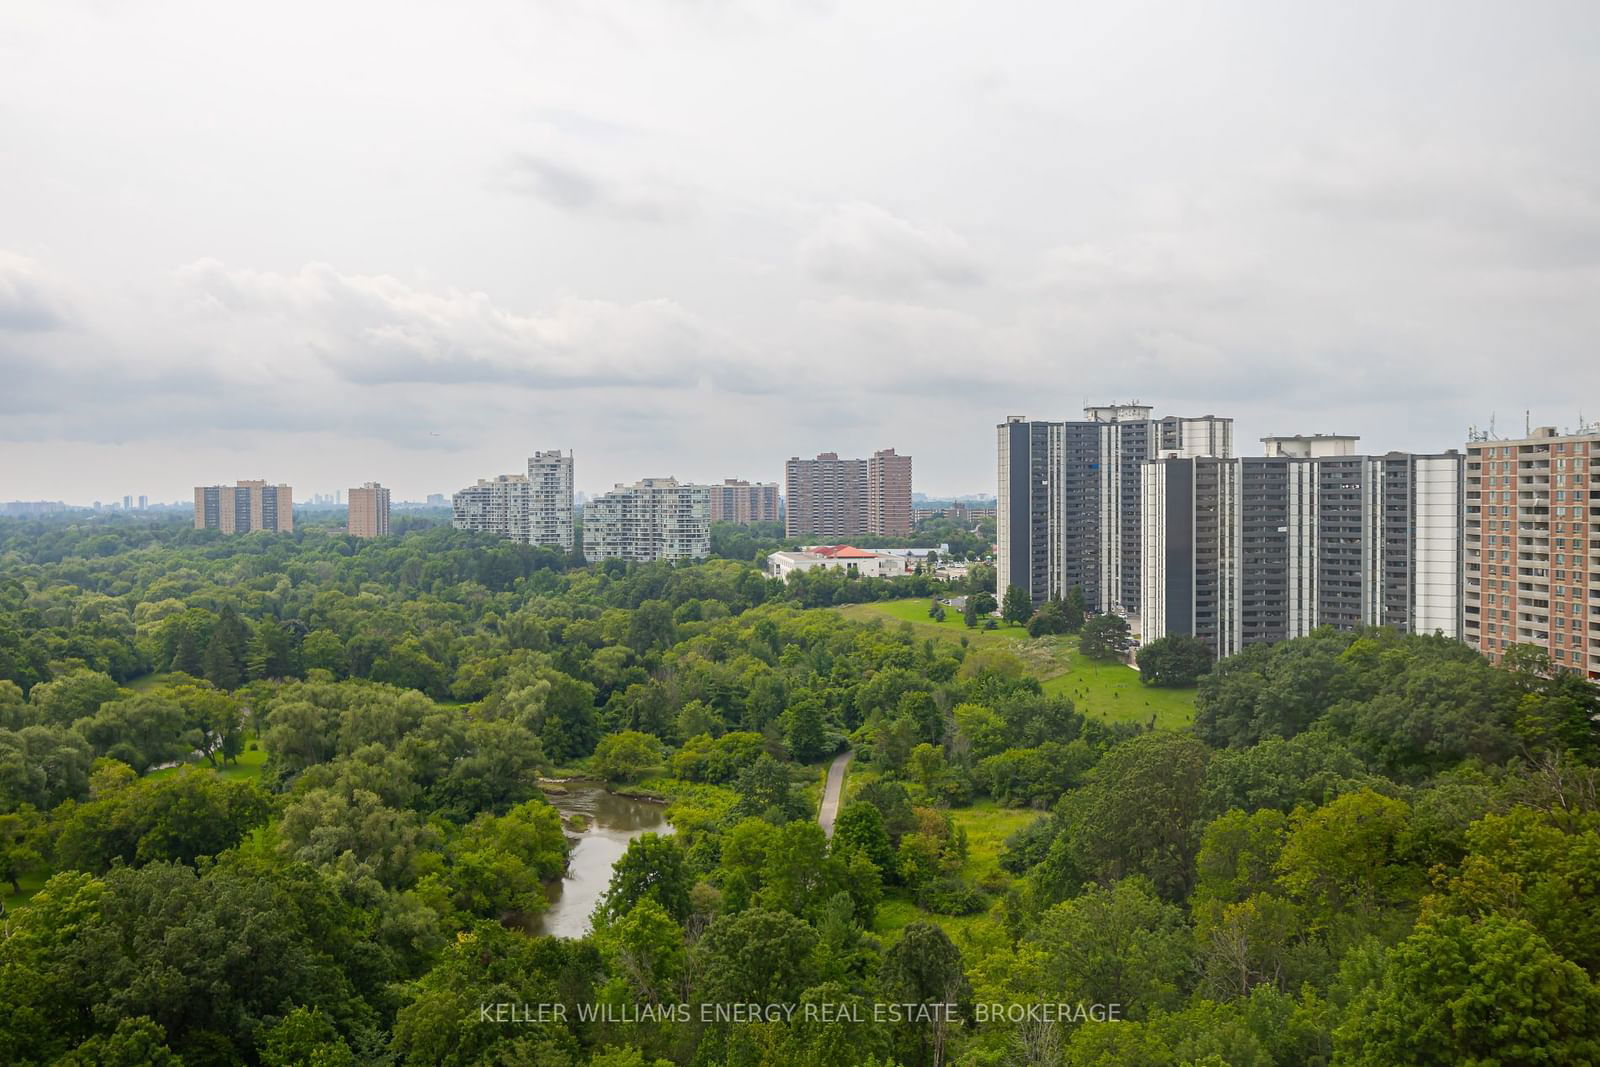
[[818, 748, 853, 838]]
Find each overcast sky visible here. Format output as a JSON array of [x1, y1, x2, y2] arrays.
[[3, 1, 1598, 503]]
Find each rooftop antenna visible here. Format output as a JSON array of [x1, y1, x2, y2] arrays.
[[1525, 410, 1531, 436]]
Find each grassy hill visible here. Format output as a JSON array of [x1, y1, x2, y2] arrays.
[[835, 598, 1197, 730]]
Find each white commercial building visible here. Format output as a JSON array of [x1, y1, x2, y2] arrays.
[[766, 545, 915, 581], [584, 478, 710, 563]]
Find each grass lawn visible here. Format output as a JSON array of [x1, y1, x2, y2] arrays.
[[950, 800, 1045, 889], [146, 737, 268, 782], [874, 895, 993, 939], [2, 869, 49, 912], [868, 802, 1039, 954], [836, 598, 1023, 646], [1040, 647, 1198, 730], [835, 598, 1197, 730], [124, 672, 175, 692]]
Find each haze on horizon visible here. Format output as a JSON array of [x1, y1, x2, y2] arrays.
[[2, 0, 1598, 504]]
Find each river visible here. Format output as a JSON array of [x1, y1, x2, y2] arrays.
[[537, 783, 673, 938]]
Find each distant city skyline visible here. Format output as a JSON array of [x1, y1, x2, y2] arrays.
[[9, 411, 1598, 508]]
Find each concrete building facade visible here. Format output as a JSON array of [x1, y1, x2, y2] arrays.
[[785, 453, 867, 540], [584, 478, 710, 563], [527, 450, 575, 552], [453, 474, 534, 540], [997, 407, 1233, 611], [867, 448, 914, 539], [704, 479, 780, 525], [766, 544, 914, 581], [348, 482, 391, 538], [1141, 442, 1465, 659], [194, 481, 293, 533], [1465, 426, 1599, 679], [785, 448, 915, 540], [451, 451, 574, 549]]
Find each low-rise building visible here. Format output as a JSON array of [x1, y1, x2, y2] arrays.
[[766, 544, 915, 581]]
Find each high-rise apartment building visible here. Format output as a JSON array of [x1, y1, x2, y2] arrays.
[[348, 482, 391, 539], [193, 481, 294, 533], [785, 449, 913, 540], [786, 453, 867, 541], [1141, 440, 1464, 659], [451, 451, 574, 549], [137, 495, 148, 510], [526, 451, 576, 552], [453, 475, 533, 539], [1464, 426, 1598, 679], [867, 448, 914, 539], [703, 480, 780, 525], [997, 418, 1060, 607], [583, 478, 710, 563], [996, 407, 1233, 610]]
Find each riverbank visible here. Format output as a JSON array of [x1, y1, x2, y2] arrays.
[[537, 782, 675, 938]]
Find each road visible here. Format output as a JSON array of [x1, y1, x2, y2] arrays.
[[818, 748, 853, 838]]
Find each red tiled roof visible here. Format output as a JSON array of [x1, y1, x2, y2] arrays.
[[812, 545, 876, 559]]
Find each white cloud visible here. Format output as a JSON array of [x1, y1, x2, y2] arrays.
[[501, 153, 698, 223], [0, 251, 72, 332], [797, 202, 982, 294], [174, 259, 740, 389], [2, 1, 1599, 500]]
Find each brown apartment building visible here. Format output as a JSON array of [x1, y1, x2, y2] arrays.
[[348, 482, 391, 538], [784, 448, 913, 540], [704, 479, 780, 525], [193, 480, 293, 533], [1465, 426, 1599, 680], [867, 447, 913, 539]]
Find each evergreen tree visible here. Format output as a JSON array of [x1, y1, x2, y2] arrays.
[[1064, 584, 1088, 630], [170, 626, 202, 676], [1001, 585, 1032, 627], [1080, 613, 1131, 660], [213, 605, 248, 662], [201, 628, 242, 690], [246, 620, 297, 681], [879, 922, 972, 1067]]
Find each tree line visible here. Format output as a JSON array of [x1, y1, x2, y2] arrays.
[[0, 513, 1597, 1065]]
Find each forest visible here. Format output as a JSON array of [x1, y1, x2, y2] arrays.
[[1, 512, 1598, 1066]]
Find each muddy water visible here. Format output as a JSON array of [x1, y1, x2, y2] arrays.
[[537, 784, 672, 938]]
